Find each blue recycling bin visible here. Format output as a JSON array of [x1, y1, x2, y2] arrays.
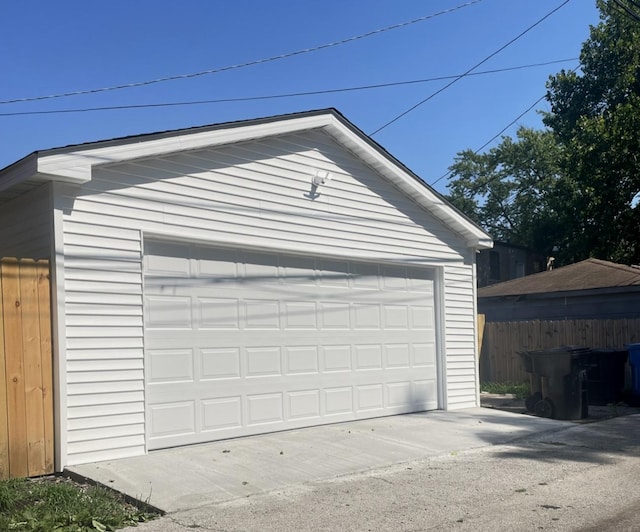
[[627, 343, 640, 397]]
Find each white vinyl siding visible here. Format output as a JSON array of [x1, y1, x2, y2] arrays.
[[57, 130, 477, 464], [443, 263, 478, 408], [64, 131, 467, 262], [0, 183, 51, 259], [62, 222, 145, 465]]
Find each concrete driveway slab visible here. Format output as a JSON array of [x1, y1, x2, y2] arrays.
[[146, 415, 640, 532], [68, 407, 571, 513]]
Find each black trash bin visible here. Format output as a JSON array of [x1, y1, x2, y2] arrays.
[[627, 343, 640, 401], [519, 346, 590, 420], [519, 351, 543, 411], [583, 349, 628, 406]]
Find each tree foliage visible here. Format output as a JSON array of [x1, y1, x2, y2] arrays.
[[447, 128, 566, 257], [447, 0, 640, 265]]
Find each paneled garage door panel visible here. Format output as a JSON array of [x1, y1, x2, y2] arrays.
[[144, 241, 437, 449]]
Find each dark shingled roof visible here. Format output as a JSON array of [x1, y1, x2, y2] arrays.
[[478, 258, 640, 298]]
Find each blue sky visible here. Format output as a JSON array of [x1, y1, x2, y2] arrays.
[[1, 0, 599, 194]]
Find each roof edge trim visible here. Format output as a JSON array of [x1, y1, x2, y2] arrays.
[[322, 113, 492, 249], [0, 108, 492, 249]]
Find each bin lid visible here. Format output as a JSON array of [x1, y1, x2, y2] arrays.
[[521, 346, 590, 356]]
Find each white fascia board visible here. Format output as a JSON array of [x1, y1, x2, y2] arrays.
[[469, 236, 494, 250], [34, 114, 334, 184], [322, 116, 493, 250], [0, 154, 38, 193]]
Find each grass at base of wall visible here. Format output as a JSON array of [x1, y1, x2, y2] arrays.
[[481, 381, 530, 400], [0, 475, 159, 532]]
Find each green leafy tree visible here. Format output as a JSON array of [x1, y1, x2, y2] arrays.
[[447, 0, 640, 265], [447, 127, 566, 260], [544, 0, 640, 263]]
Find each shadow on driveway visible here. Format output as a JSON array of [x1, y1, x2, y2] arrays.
[[478, 394, 640, 465]]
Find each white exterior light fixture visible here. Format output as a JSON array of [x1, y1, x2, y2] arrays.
[[312, 170, 333, 187]]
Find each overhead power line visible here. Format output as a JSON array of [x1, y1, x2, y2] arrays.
[[430, 61, 582, 189], [429, 93, 549, 187], [0, 0, 483, 106], [611, 0, 640, 22], [369, 0, 573, 136], [0, 58, 577, 118], [473, 96, 548, 154]]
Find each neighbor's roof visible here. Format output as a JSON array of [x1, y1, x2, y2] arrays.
[[0, 108, 492, 249], [478, 258, 640, 298]]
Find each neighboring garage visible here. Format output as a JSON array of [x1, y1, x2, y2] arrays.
[[0, 109, 492, 470]]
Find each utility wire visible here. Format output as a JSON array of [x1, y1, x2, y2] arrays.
[[0, 58, 577, 118], [611, 0, 640, 22], [369, 0, 573, 136], [0, 0, 483, 106], [476, 96, 548, 153], [429, 93, 548, 187], [431, 61, 581, 189]]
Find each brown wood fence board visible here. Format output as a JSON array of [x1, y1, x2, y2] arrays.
[[477, 314, 485, 358], [37, 261, 54, 475], [486, 323, 495, 381], [496, 326, 502, 376], [2, 259, 29, 478], [0, 258, 54, 479], [529, 320, 539, 351], [480, 318, 640, 383], [491, 322, 502, 381], [20, 260, 47, 477], [616, 319, 625, 344], [0, 265, 8, 479], [505, 323, 513, 380]]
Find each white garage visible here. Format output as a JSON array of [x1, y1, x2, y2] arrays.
[[0, 108, 492, 468], [143, 241, 438, 449]]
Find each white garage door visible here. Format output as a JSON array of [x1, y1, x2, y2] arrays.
[[143, 241, 438, 450]]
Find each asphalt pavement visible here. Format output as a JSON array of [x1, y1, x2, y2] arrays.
[[101, 409, 640, 531]]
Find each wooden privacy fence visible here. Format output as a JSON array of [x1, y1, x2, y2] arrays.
[[479, 318, 640, 383], [0, 258, 54, 479]]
